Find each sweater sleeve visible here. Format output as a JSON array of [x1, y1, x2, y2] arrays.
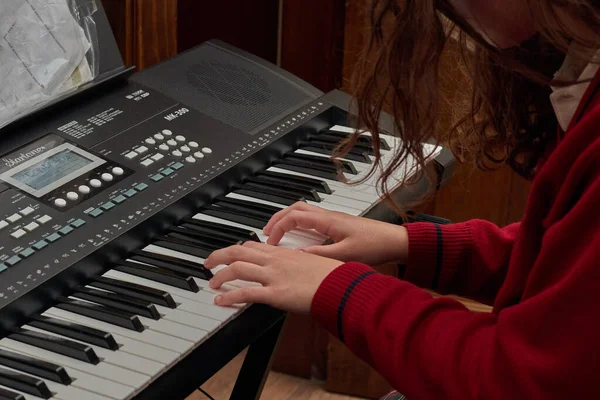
[[402, 220, 520, 304], [311, 177, 600, 399]]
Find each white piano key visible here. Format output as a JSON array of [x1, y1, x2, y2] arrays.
[[264, 167, 378, 203], [5, 332, 148, 390], [0, 365, 109, 400], [305, 199, 362, 216], [103, 269, 225, 307], [128, 250, 241, 293], [224, 193, 328, 242], [108, 333, 178, 366], [23, 325, 163, 378], [65, 295, 208, 345], [267, 167, 380, 197], [170, 294, 237, 321], [329, 125, 402, 146], [155, 306, 221, 330], [193, 213, 321, 249], [0, 339, 135, 400], [0, 384, 58, 400], [43, 308, 191, 355]]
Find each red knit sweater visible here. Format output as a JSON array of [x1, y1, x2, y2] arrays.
[[311, 69, 600, 399]]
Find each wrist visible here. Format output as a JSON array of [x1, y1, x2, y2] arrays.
[[389, 224, 409, 265]]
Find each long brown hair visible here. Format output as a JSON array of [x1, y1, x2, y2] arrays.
[[340, 0, 599, 203]]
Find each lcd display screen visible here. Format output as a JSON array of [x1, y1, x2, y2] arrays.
[[12, 149, 94, 191]]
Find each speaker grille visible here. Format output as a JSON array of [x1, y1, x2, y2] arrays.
[[133, 43, 314, 134]]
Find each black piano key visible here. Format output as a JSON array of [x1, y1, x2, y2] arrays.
[[167, 227, 238, 248], [0, 367, 51, 399], [179, 222, 259, 245], [90, 277, 177, 308], [180, 218, 260, 242], [215, 195, 282, 216], [212, 202, 274, 223], [232, 184, 304, 206], [30, 315, 119, 351], [300, 141, 372, 163], [310, 133, 377, 153], [114, 261, 199, 292], [155, 236, 215, 260], [273, 159, 341, 180], [320, 129, 392, 150], [56, 298, 145, 332], [131, 250, 213, 280], [9, 328, 99, 365], [0, 386, 25, 400], [199, 205, 271, 229], [284, 153, 358, 174], [256, 171, 332, 194], [0, 348, 71, 385], [242, 178, 322, 202], [73, 287, 161, 320]]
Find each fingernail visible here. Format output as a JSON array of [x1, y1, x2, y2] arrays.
[[297, 248, 305, 252], [215, 295, 223, 305]]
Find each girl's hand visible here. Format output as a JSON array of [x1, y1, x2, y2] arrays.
[[263, 202, 409, 266], [205, 241, 343, 313]]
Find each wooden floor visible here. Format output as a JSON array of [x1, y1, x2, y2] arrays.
[[186, 350, 365, 400]]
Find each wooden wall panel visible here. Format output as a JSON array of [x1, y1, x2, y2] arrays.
[[177, 1, 279, 64], [280, 0, 346, 92], [101, 0, 134, 66], [133, 0, 178, 70], [102, 0, 178, 70]]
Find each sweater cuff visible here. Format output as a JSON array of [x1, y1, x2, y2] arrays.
[[311, 262, 377, 341], [403, 222, 473, 292]]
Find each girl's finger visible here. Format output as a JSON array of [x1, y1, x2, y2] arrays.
[[209, 261, 269, 289], [205, 244, 270, 269], [267, 210, 334, 245], [214, 286, 273, 307], [301, 242, 348, 260], [263, 202, 325, 235]]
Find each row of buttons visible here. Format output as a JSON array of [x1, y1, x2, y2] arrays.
[[142, 148, 211, 168], [0, 219, 87, 271], [9, 215, 53, 239], [140, 153, 165, 167], [0, 207, 36, 231], [87, 183, 149, 218], [125, 147, 149, 160], [53, 168, 125, 208], [151, 163, 184, 182]]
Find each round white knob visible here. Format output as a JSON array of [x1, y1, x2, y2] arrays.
[[175, 135, 186, 142], [90, 179, 102, 188], [159, 144, 169, 151], [172, 150, 183, 157], [180, 146, 191, 153], [145, 138, 156, 145], [54, 198, 67, 208], [186, 156, 196, 163], [78, 185, 91, 194], [154, 133, 164, 140], [101, 173, 114, 182], [112, 167, 124, 176], [188, 141, 199, 148], [194, 152, 205, 159], [162, 129, 173, 136], [202, 147, 213, 154], [66, 192, 79, 201], [167, 139, 177, 146]]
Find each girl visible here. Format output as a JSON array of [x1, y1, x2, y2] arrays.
[[205, 1, 600, 398]]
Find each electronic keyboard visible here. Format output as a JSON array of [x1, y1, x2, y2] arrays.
[[0, 25, 454, 400]]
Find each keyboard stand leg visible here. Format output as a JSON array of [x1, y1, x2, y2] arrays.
[[230, 315, 286, 400]]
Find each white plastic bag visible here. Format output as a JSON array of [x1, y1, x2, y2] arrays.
[[0, 0, 99, 128]]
